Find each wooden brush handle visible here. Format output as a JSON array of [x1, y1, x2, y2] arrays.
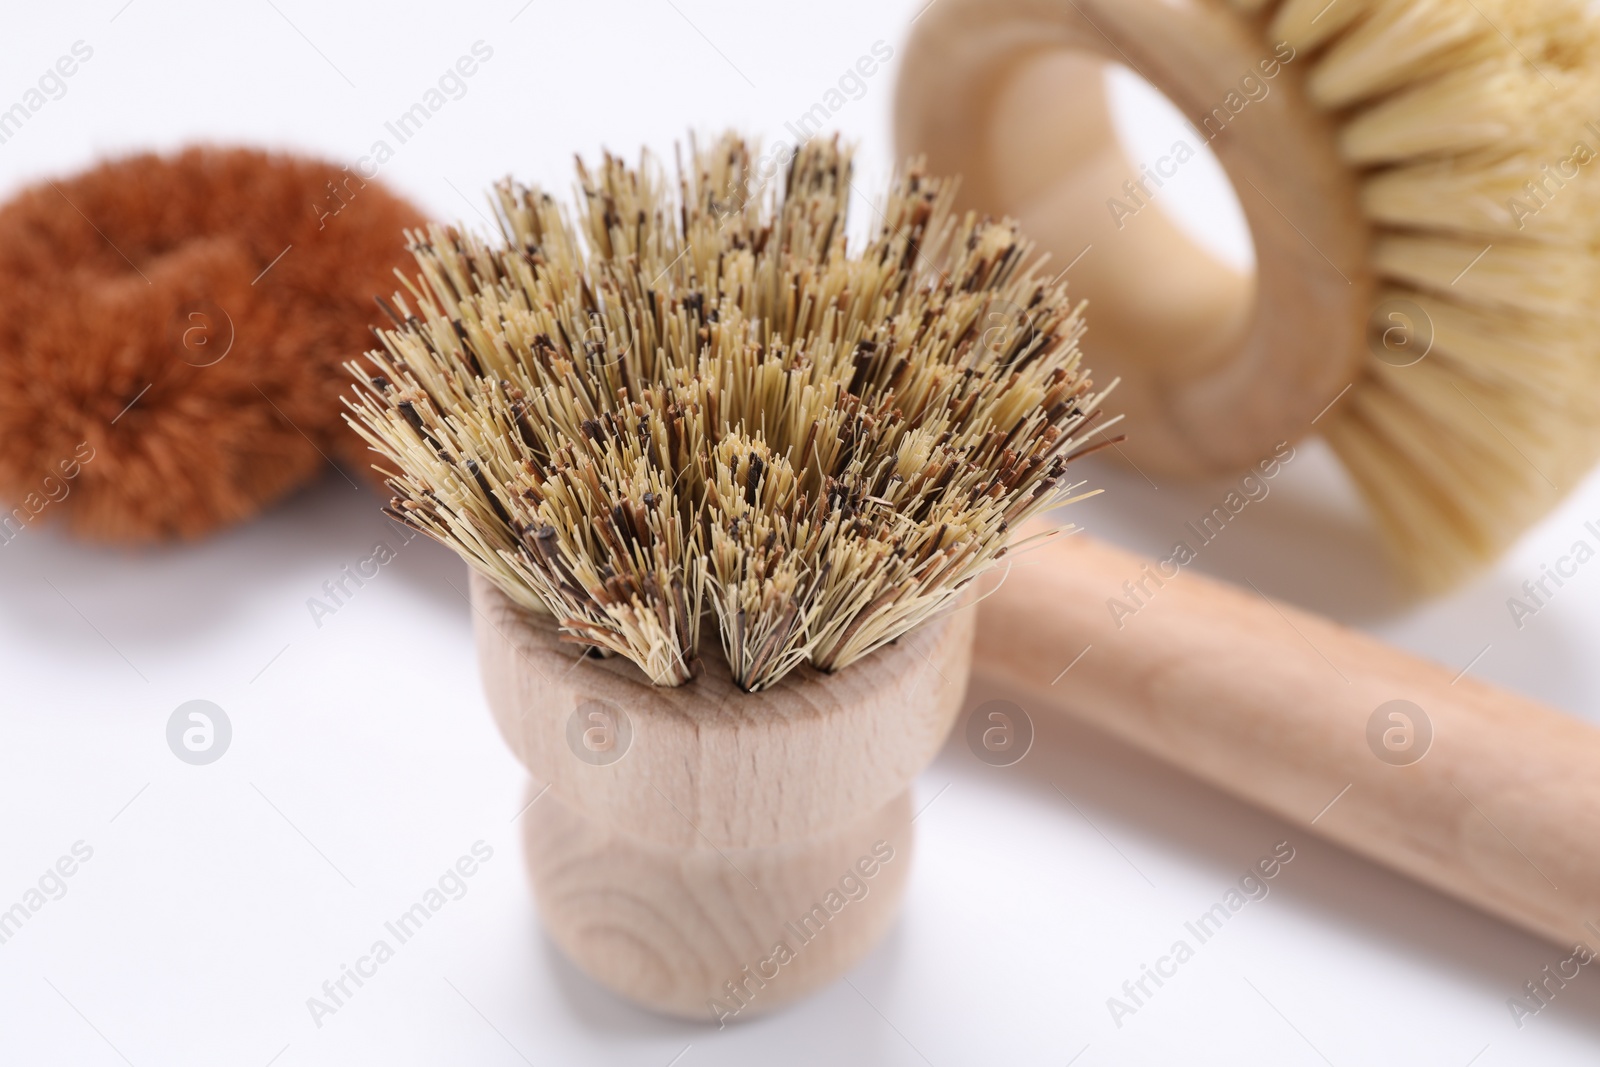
[[894, 0, 1371, 477], [977, 526, 1600, 947], [473, 572, 975, 1017]]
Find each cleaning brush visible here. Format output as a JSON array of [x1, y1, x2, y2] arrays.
[[895, 0, 1600, 589], [339, 133, 1117, 1015], [345, 133, 1114, 690]]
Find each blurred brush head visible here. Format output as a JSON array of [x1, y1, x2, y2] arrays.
[[348, 132, 1116, 691]]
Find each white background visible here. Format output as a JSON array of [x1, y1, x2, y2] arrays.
[[3, 2, 1599, 1064]]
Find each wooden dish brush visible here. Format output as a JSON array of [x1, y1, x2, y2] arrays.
[[895, 0, 1600, 589], [344, 134, 1115, 1016]]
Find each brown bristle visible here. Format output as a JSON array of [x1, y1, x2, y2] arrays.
[[346, 132, 1114, 690]]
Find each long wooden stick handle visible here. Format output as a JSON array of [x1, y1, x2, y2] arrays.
[[976, 525, 1600, 946]]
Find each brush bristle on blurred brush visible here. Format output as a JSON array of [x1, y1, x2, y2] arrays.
[[1231, 0, 1600, 587], [345, 133, 1115, 691]]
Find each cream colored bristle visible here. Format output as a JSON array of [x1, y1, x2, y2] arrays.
[[345, 134, 1113, 689], [1307, 0, 1500, 108], [1339, 58, 1579, 163], [1265, 0, 1374, 55], [1228, 0, 1600, 589]]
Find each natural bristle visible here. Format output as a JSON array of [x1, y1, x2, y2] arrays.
[[1236, 0, 1600, 588], [347, 133, 1113, 690]]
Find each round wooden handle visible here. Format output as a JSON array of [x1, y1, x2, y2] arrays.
[[895, 0, 1372, 476], [976, 524, 1600, 947]]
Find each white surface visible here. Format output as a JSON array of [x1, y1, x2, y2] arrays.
[[3, 3, 1600, 1065]]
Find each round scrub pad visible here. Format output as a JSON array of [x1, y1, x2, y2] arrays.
[[0, 145, 426, 542]]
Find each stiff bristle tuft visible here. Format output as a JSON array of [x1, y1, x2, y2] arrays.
[[1231, 0, 1600, 588], [346, 133, 1113, 690]]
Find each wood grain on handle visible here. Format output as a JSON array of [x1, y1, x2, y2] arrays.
[[977, 524, 1600, 947], [895, 0, 1372, 477]]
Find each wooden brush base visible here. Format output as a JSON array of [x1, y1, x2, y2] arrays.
[[471, 572, 975, 1019], [521, 782, 914, 1019]]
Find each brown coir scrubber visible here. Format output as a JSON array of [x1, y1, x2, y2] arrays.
[[0, 146, 426, 542]]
